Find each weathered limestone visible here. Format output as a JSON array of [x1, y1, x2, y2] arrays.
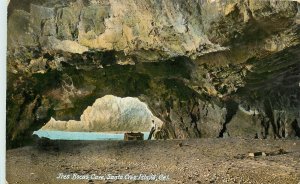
[[8, 0, 299, 59], [6, 0, 300, 147]]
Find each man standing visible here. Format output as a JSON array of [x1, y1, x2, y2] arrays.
[[147, 120, 156, 140]]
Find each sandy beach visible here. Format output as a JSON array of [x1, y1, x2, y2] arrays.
[[6, 138, 300, 184]]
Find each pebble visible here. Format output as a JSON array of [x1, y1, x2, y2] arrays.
[[248, 152, 266, 157]]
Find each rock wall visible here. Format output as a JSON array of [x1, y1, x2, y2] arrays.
[[8, 0, 298, 60], [6, 0, 300, 148]]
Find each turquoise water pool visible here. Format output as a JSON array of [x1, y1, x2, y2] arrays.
[[33, 130, 150, 140]]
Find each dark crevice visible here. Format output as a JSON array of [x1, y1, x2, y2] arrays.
[[219, 100, 238, 137], [292, 119, 300, 137]]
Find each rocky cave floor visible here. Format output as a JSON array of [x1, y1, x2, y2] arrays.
[[6, 138, 300, 184]]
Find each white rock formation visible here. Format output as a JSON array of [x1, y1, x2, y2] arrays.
[[41, 95, 163, 132]]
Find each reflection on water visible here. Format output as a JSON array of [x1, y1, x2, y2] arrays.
[[33, 130, 150, 140]]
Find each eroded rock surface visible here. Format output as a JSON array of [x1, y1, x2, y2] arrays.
[[6, 0, 300, 147], [8, 0, 299, 60]]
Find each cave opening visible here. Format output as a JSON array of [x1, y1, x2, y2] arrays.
[[33, 95, 164, 141]]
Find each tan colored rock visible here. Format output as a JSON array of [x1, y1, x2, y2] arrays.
[[28, 57, 47, 74], [8, 0, 298, 59], [224, 3, 237, 16], [50, 38, 89, 54]]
